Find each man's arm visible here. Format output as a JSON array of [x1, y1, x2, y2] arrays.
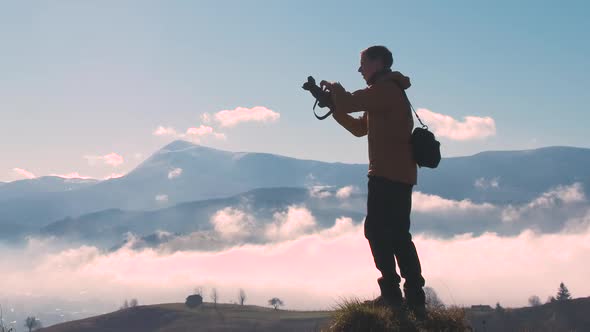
[[333, 111, 367, 137], [322, 82, 389, 114]]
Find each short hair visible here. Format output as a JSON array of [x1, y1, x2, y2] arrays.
[[361, 46, 393, 69]]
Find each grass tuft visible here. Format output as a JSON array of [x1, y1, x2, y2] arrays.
[[327, 297, 469, 332]]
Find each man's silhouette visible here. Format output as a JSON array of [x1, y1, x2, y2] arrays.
[[320, 46, 426, 318]]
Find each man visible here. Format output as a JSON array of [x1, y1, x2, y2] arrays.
[[320, 46, 426, 318]]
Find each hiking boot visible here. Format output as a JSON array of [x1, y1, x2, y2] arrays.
[[404, 280, 426, 320], [407, 304, 427, 321], [404, 286, 427, 320], [363, 277, 403, 309]]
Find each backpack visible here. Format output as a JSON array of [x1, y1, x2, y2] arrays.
[[395, 82, 441, 168]]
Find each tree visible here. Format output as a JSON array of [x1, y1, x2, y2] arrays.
[[528, 295, 541, 307], [24, 316, 41, 332], [120, 298, 138, 310], [211, 288, 218, 307], [120, 299, 129, 310], [268, 297, 284, 310], [185, 294, 203, 308], [546, 296, 556, 304], [556, 282, 572, 301], [0, 305, 14, 332], [194, 286, 204, 297], [239, 288, 247, 306], [495, 302, 504, 313], [424, 286, 445, 309]]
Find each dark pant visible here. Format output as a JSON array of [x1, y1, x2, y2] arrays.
[[365, 175, 425, 305]]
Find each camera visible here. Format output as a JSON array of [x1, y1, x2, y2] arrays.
[[302, 76, 333, 109]]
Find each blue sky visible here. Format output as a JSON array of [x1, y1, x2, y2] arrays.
[[1, 1, 588, 182]]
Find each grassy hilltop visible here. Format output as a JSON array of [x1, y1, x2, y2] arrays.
[[38, 300, 467, 332], [37, 296, 590, 332]]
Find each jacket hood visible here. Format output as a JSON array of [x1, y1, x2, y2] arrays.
[[384, 71, 411, 90]]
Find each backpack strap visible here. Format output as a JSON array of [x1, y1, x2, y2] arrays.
[[393, 81, 428, 129]]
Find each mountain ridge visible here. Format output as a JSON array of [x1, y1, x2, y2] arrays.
[[2, 140, 590, 241]]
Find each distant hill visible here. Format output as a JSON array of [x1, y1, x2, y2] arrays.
[[466, 297, 590, 331], [39, 302, 332, 332], [0, 176, 98, 200]]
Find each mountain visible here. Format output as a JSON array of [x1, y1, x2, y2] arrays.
[[417, 146, 590, 204], [2, 141, 590, 241], [40, 187, 366, 249], [0, 140, 367, 238], [0, 176, 99, 200], [120, 139, 367, 204]]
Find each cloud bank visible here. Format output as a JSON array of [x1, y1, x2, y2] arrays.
[[1, 183, 588, 325], [1, 220, 589, 314]]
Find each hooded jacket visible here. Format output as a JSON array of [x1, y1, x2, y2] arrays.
[[329, 71, 417, 185]]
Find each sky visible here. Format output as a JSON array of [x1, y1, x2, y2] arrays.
[[1, 1, 589, 182]]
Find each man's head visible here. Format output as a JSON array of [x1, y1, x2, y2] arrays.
[[358, 46, 393, 84]]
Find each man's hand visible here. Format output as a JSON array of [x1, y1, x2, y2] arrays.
[[319, 80, 335, 92]]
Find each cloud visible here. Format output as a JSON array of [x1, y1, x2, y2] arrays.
[[564, 209, 590, 232], [336, 186, 356, 199], [309, 185, 332, 199], [49, 172, 94, 180], [186, 125, 214, 137], [103, 153, 124, 166], [413, 191, 495, 213], [153, 126, 178, 137], [168, 168, 183, 179], [265, 206, 317, 241], [84, 153, 124, 167], [153, 125, 226, 142], [319, 217, 357, 238], [501, 183, 586, 222], [13, 167, 36, 179], [403, 184, 590, 237], [155, 194, 168, 202], [210, 207, 255, 241], [214, 106, 280, 127], [201, 113, 212, 124], [416, 108, 496, 140], [213, 133, 227, 140], [475, 177, 500, 189], [104, 173, 125, 180]]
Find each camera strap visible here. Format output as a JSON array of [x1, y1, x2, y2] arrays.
[[313, 102, 333, 120], [312, 87, 334, 120]]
